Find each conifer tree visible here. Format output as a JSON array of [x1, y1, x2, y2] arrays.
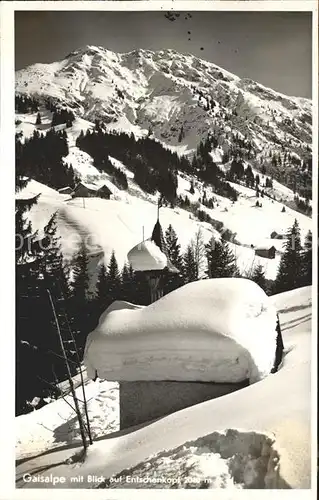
[[71, 242, 91, 346], [121, 263, 134, 302], [163, 225, 184, 294], [206, 237, 238, 278], [41, 214, 80, 376], [16, 170, 48, 414], [35, 112, 42, 126], [106, 250, 121, 303], [165, 225, 183, 269], [16, 204, 78, 414], [301, 230, 312, 286], [182, 245, 198, 283], [274, 219, 303, 293], [72, 242, 90, 302], [95, 262, 109, 312], [251, 264, 267, 293]]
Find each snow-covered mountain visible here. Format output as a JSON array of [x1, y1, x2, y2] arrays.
[[16, 45, 311, 162]]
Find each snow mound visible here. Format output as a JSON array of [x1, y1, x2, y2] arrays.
[[84, 278, 278, 384], [102, 429, 282, 489], [127, 239, 168, 271]]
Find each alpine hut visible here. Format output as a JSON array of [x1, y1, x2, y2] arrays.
[[255, 245, 276, 259]]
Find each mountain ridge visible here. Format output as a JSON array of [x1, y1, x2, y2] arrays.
[[16, 45, 311, 154]]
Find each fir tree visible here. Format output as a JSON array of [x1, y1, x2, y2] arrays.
[[16, 173, 47, 414], [72, 242, 90, 302], [182, 245, 198, 283], [35, 112, 42, 126], [121, 263, 135, 302], [274, 219, 303, 293], [107, 250, 121, 303], [95, 263, 109, 312], [164, 225, 184, 294], [206, 237, 238, 278], [16, 205, 77, 414], [251, 264, 267, 292], [71, 242, 91, 347], [165, 224, 183, 269], [301, 230, 312, 286], [178, 125, 185, 143]]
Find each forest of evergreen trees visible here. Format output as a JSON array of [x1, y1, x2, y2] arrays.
[[15, 95, 39, 114], [76, 125, 238, 205], [16, 128, 78, 189]]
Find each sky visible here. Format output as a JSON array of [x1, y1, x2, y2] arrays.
[[15, 11, 312, 98]]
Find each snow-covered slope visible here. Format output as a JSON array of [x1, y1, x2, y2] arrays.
[[16, 45, 311, 163], [16, 164, 312, 287], [16, 379, 119, 462], [16, 286, 313, 489], [15, 45, 312, 284], [83, 278, 278, 384]]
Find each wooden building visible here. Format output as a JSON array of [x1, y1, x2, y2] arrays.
[[71, 182, 112, 200], [255, 246, 276, 259], [96, 184, 112, 199], [270, 231, 285, 240]]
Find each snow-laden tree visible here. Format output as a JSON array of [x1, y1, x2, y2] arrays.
[[72, 242, 90, 302], [95, 262, 109, 312], [121, 262, 135, 302], [164, 224, 184, 294], [107, 250, 122, 303], [165, 224, 183, 269], [274, 219, 303, 293], [182, 244, 198, 284], [301, 230, 312, 287], [250, 264, 267, 293], [206, 237, 239, 279]]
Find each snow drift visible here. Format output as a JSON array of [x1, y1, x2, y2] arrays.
[[16, 286, 312, 489], [83, 278, 278, 384], [102, 429, 282, 489]]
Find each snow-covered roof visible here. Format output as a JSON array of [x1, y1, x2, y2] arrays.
[[83, 278, 278, 384], [127, 239, 168, 272], [74, 180, 113, 194], [75, 181, 99, 191], [97, 184, 112, 194]]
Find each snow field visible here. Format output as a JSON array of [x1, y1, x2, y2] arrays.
[[15, 286, 312, 489], [16, 379, 119, 461]]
